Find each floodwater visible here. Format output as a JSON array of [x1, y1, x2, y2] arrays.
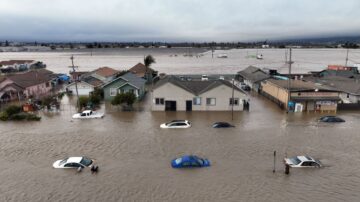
[[0, 93, 360, 202], [1, 49, 360, 201], [0, 48, 360, 74]]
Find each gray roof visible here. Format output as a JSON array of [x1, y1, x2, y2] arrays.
[[265, 78, 334, 92], [154, 75, 246, 96], [304, 76, 360, 95], [238, 66, 270, 83], [102, 72, 146, 89]]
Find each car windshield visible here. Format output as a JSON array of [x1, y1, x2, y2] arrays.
[[290, 157, 301, 165], [80, 157, 92, 166], [59, 158, 68, 165], [175, 158, 182, 164]]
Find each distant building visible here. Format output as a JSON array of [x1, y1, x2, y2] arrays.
[[0, 60, 35, 73], [261, 79, 340, 113], [152, 75, 248, 111], [237, 66, 270, 92]]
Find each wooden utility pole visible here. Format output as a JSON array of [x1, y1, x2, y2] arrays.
[[69, 55, 80, 112], [231, 79, 235, 120], [287, 48, 293, 112], [345, 48, 349, 67]]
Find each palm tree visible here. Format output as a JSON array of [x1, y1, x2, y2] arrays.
[[144, 55, 156, 82]]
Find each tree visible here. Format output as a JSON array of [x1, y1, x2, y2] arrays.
[[111, 92, 136, 109], [78, 96, 90, 109], [144, 55, 156, 82]]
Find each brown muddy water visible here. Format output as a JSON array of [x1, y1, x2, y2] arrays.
[[0, 94, 359, 202]]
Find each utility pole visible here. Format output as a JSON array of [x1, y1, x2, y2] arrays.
[[231, 79, 235, 120], [345, 48, 349, 67], [69, 55, 80, 112], [287, 48, 293, 112]]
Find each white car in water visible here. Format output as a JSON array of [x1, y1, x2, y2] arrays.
[[53, 156, 94, 169], [160, 120, 191, 129], [72, 110, 104, 119], [284, 155, 322, 168]]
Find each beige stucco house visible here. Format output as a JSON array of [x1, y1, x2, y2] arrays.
[[152, 75, 248, 111]]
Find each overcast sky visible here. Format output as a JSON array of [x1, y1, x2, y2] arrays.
[[0, 0, 359, 42]]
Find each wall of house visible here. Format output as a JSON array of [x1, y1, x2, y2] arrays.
[[339, 92, 360, 103], [152, 83, 193, 111], [103, 78, 127, 101], [195, 85, 246, 111], [66, 82, 94, 96], [152, 83, 247, 111], [261, 81, 289, 107], [25, 82, 52, 98], [119, 84, 140, 98]]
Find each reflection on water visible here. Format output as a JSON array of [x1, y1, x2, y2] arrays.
[[0, 93, 359, 201]]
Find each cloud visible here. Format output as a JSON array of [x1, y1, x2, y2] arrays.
[[0, 0, 359, 42]]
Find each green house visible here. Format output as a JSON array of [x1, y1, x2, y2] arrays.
[[102, 72, 146, 101]]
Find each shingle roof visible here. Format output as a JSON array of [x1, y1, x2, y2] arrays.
[[265, 78, 334, 92], [129, 63, 156, 78], [83, 76, 104, 87], [120, 72, 146, 89], [0, 60, 35, 66], [238, 66, 270, 83], [94, 67, 119, 78], [154, 75, 246, 95], [304, 76, 360, 95], [7, 69, 54, 88]]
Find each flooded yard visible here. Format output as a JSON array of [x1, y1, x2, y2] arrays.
[[0, 94, 359, 202]]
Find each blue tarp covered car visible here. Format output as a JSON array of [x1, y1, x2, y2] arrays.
[[58, 74, 70, 82], [171, 155, 210, 168]]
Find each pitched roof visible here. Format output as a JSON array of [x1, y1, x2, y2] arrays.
[[120, 72, 146, 89], [7, 69, 54, 88], [238, 66, 270, 83], [304, 76, 360, 95], [129, 63, 155, 77], [0, 60, 35, 66], [83, 76, 104, 87], [93, 67, 119, 78], [265, 78, 334, 92], [154, 75, 246, 96]]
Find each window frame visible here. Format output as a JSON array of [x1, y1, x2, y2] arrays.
[[206, 98, 216, 106], [155, 98, 165, 105], [229, 98, 239, 106], [110, 88, 117, 96], [193, 97, 201, 105]]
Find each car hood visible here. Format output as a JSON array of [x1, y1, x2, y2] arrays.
[[284, 158, 295, 165], [72, 113, 81, 118], [53, 160, 62, 168]]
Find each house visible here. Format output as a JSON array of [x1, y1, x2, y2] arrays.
[[0, 60, 35, 73], [152, 75, 248, 111], [65, 76, 104, 96], [90, 67, 119, 82], [129, 63, 158, 83], [237, 66, 270, 92], [102, 72, 146, 101], [303, 76, 360, 109], [261, 79, 340, 113], [69, 71, 89, 81], [0, 69, 55, 101]]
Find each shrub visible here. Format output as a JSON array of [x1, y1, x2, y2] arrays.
[[0, 111, 9, 121], [111, 92, 136, 106], [8, 112, 41, 121], [78, 96, 90, 109], [5, 105, 22, 116]]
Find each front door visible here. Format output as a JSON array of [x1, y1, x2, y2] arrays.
[[186, 100, 192, 111], [165, 101, 177, 111]]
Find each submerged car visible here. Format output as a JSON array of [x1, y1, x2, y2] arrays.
[[53, 156, 94, 169], [212, 122, 234, 128], [319, 116, 345, 123], [160, 120, 191, 129], [171, 155, 210, 168], [284, 155, 322, 168], [72, 110, 104, 119]]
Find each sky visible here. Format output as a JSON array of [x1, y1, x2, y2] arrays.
[[0, 0, 359, 42]]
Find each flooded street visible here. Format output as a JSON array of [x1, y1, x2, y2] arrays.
[[0, 93, 359, 202]]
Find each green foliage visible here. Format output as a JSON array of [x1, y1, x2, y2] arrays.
[[78, 96, 90, 108], [5, 105, 22, 116], [0, 111, 9, 121], [9, 112, 41, 121], [144, 55, 156, 68], [111, 92, 136, 106]]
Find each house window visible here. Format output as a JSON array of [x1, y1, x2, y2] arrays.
[[347, 93, 350, 98], [206, 98, 216, 106], [155, 98, 164, 105], [110, 88, 117, 96], [129, 89, 135, 94], [229, 98, 239, 106], [119, 89, 125, 94], [193, 97, 201, 105]]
